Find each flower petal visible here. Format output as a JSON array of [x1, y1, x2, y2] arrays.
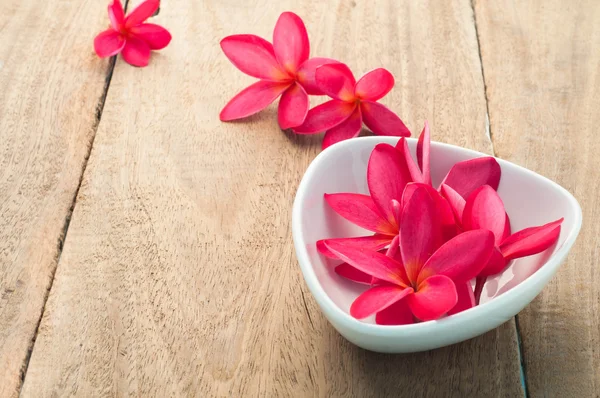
[[354, 68, 394, 101], [293, 100, 356, 134], [323, 193, 395, 235], [360, 101, 411, 137], [400, 185, 439, 282], [479, 246, 507, 277], [124, 0, 159, 28], [315, 63, 356, 101], [350, 286, 413, 319], [463, 185, 506, 244], [335, 262, 376, 285], [391, 199, 402, 228], [447, 282, 475, 316], [220, 35, 289, 80], [220, 80, 289, 121], [296, 57, 340, 95], [400, 182, 418, 209], [121, 36, 151, 67], [396, 137, 423, 183], [375, 297, 415, 325], [108, 0, 125, 30], [418, 229, 495, 284], [367, 144, 412, 226], [324, 241, 409, 286], [369, 235, 400, 285], [401, 183, 456, 247], [278, 83, 309, 129], [316, 235, 392, 258], [437, 197, 458, 244], [500, 218, 563, 260], [417, 121, 431, 185], [503, 213, 512, 241], [440, 157, 501, 199], [272, 12, 309, 74], [94, 29, 125, 58], [129, 23, 172, 50], [440, 184, 466, 225], [384, 235, 400, 260], [408, 275, 457, 321], [322, 107, 362, 149]]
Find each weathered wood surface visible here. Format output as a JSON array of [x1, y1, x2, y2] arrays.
[[0, 0, 114, 396], [18, 0, 524, 396], [474, 0, 600, 396]]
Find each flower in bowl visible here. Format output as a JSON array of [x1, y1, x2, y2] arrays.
[[292, 128, 581, 353], [324, 187, 496, 325]]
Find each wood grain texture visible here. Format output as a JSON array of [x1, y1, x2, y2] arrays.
[[21, 0, 523, 396], [0, 0, 114, 396], [474, 0, 600, 396]]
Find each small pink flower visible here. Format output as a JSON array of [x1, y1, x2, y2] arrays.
[[294, 63, 410, 149], [441, 184, 563, 303], [94, 0, 172, 67], [325, 186, 495, 324], [220, 12, 337, 129]]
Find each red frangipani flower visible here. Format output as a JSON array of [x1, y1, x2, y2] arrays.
[[316, 143, 411, 258], [327, 180, 460, 286], [220, 12, 337, 129], [325, 186, 495, 324], [441, 184, 563, 303], [94, 0, 172, 67], [317, 124, 501, 259], [294, 63, 411, 149]]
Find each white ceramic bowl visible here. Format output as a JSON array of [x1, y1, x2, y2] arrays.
[[292, 137, 582, 353]]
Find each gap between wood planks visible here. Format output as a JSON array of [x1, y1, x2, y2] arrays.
[[470, 1, 529, 397], [17, 0, 131, 390]]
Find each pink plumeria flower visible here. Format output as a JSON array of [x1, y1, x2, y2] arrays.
[[325, 186, 495, 324], [441, 184, 563, 303], [330, 180, 462, 293], [316, 143, 409, 258], [315, 142, 456, 258], [317, 127, 500, 259], [94, 0, 172, 67], [294, 63, 411, 149], [220, 12, 337, 129]]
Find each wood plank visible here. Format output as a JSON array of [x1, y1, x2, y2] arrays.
[[21, 0, 523, 396], [0, 0, 116, 396], [474, 0, 600, 395]]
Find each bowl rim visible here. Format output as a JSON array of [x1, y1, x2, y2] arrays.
[[292, 136, 583, 336]]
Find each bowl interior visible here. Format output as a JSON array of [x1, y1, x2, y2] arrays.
[[296, 137, 580, 321]]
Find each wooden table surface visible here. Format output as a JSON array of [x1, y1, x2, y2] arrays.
[[1, 0, 599, 396]]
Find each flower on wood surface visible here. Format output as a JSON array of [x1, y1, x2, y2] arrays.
[[293, 63, 411, 149], [94, 0, 172, 67], [324, 186, 495, 324], [220, 12, 337, 129]]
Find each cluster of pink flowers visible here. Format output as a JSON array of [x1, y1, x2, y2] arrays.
[[219, 12, 410, 149], [318, 124, 563, 324]]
